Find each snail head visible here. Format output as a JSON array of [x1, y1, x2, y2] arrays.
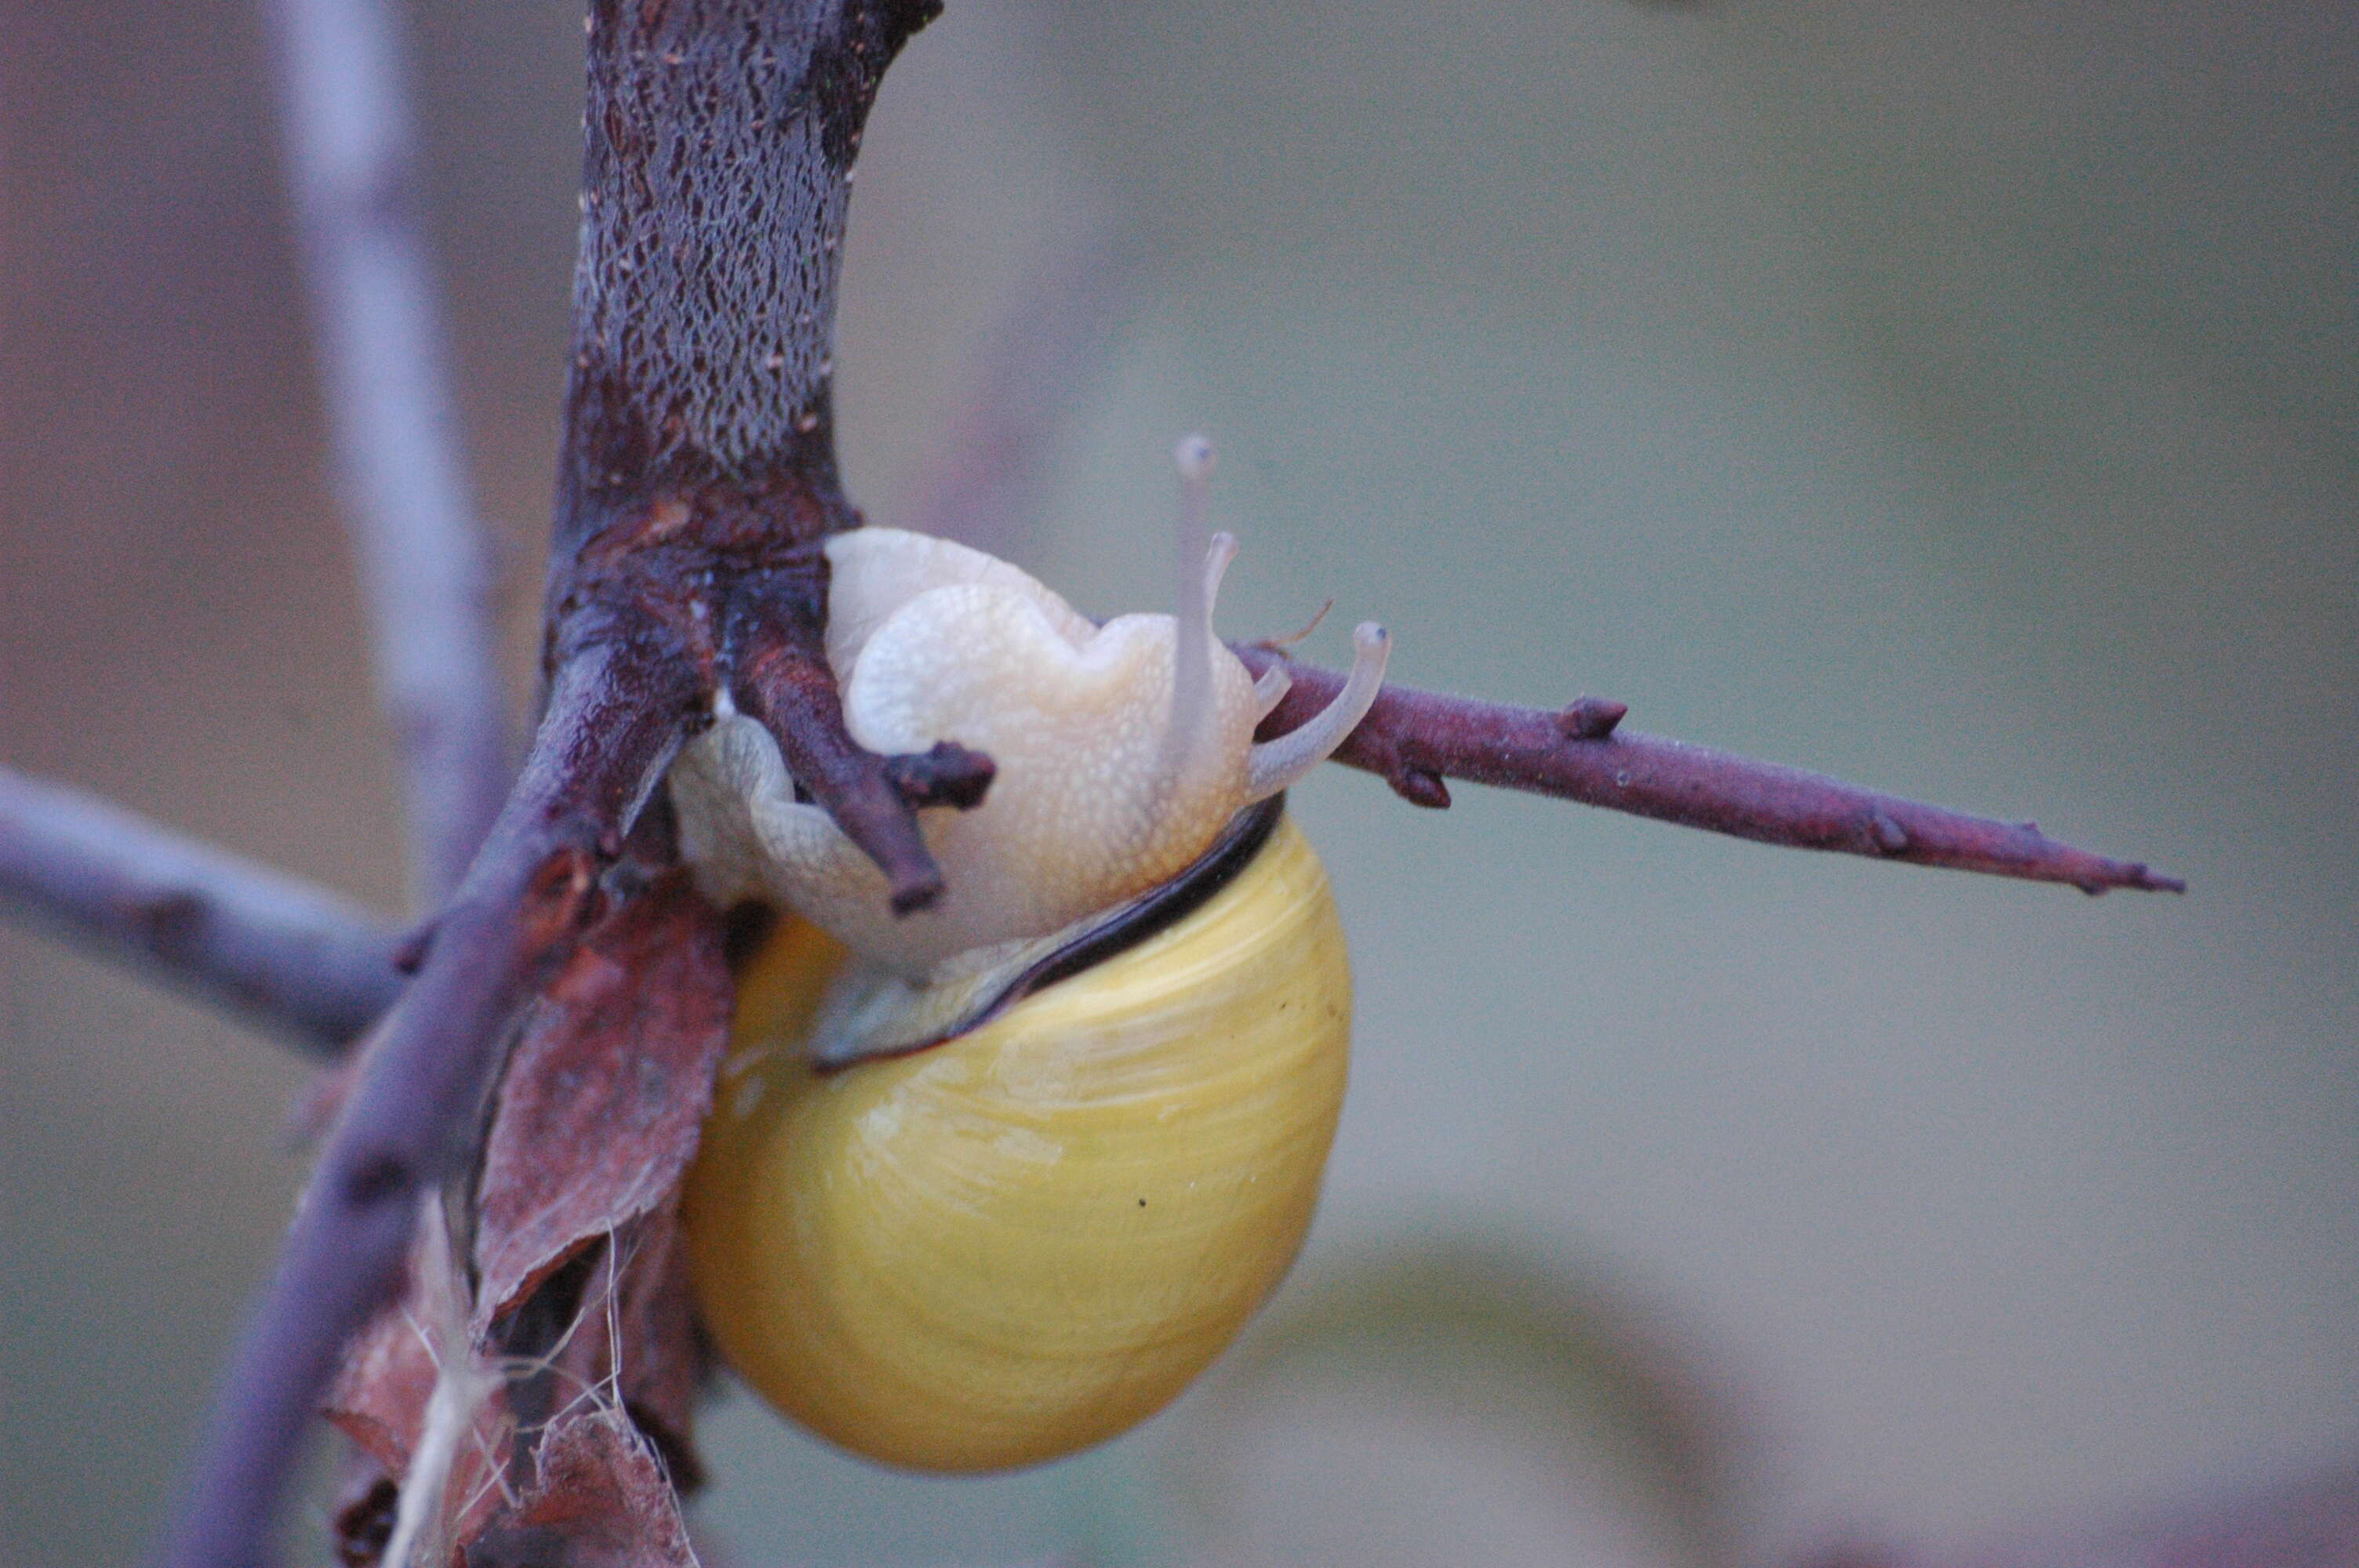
[[669, 437, 1389, 978]]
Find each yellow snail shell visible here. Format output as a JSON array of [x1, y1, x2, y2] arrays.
[[685, 797, 1350, 1472]]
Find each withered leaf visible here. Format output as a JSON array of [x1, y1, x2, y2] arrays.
[[463, 1407, 698, 1568], [325, 1283, 442, 1479], [474, 869, 731, 1329], [325, 1235, 516, 1562], [538, 1206, 709, 1490], [328, 872, 729, 1565]]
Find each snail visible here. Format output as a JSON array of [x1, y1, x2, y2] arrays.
[[670, 438, 1392, 1472]]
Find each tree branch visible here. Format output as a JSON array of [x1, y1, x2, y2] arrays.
[[552, 0, 960, 900], [1240, 648, 2183, 895], [867, 209, 2182, 902], [556, 0, 941, 548], [264, 0, 514, 906], [0, 765, 403, 1054], [155, 636, 700, 1568], [160, 8, 952, 1563]]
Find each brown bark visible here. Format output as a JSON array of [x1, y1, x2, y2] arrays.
[[160, 8, 952, 1564]]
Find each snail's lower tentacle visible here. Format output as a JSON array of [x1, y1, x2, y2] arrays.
[[1246, 621, 1390, 800], [1252, 662, 1293, 720]]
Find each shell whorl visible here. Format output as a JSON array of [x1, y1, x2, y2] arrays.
[[685, 811, 1353, 1472]]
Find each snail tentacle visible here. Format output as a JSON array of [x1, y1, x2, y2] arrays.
[[1160, 527, 1240, 804], [1163, 433, 1223, 784], [1252, 662, 1293, 720], [1246, 621, 1391, 800]]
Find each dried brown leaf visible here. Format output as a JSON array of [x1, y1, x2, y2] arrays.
[[325, 872, 728, 1564], [463, 1407, 698, 1568], [324, 1242, 516, 1563], [325, 1287, 443, 1479], [540, 1206, 709, 1489], [474, 870, 731, 1327]]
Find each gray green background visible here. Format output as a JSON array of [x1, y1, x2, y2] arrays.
[[4, 2, 2353, 1563]]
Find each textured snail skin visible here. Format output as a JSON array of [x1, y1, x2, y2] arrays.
[[669, 528, 1266, 977], [668, 527, 1390, 980], [685, 815, 1351, 1473]]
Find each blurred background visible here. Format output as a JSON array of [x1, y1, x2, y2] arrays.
[[3, 1, 2354, 1563]]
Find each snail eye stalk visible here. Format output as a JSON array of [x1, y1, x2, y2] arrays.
[[1248, 620, 1390, 800]]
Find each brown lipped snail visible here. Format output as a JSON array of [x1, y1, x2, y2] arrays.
[[670, 438, 1392, 1472]]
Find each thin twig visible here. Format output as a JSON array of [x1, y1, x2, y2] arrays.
[[728, 557, 951, 913], [0, 764, 402, 1054], [881, 741, 997, 810], [156, 637, 698, 1568], [900, 227, 1135, 560], [1240, 648, 2183, 895], [264, 0, 514, 906], [881, 223, 2182, 898], [1799, 1455, 2359, 1568]]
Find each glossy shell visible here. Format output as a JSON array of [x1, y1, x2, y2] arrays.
[[685, 814, 1351, 1472]]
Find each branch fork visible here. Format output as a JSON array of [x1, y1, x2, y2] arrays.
[[557, 495, 990, 915]]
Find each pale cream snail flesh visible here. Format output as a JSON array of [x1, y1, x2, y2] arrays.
[[670, 437, 1390, 1471]]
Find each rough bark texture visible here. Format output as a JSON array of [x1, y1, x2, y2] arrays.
[[543, 0, 958, 908], [557, 0, 943, 554]]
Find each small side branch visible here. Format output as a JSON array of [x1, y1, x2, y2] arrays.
[[728, 561, 951, 913], [1800, 1456, 2359, 1568], [1241, 649, 2183, 895], [0, 764, 403, 1055], [882, 742, 997, 810], [265, 0, 514, 905], [157, 635, 700, 1568]]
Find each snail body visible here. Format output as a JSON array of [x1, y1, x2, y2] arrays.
[[685, 800, 1349, 1472], [667, 521, 1389, 978]]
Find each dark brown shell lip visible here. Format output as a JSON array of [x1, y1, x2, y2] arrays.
[[813, 793, 1286, 1072]]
